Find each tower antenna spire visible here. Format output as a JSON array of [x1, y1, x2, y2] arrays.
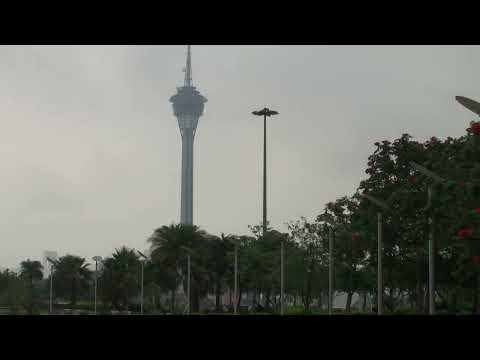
[[184, 45, 192, 87]]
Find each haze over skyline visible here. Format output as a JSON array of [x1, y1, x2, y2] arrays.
[[1, 45, 479, 269]]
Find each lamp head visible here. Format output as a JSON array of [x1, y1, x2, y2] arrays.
[[252, 107, 279, 117], [456, 96, 480, 116], [137, 250, 148, 260], [360, 193, 390, 211], [409, 162, 444, 183]]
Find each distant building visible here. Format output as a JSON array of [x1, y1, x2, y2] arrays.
[[42, 251, 58, 278]]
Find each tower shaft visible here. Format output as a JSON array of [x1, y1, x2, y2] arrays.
[[180, 127, 194, 224]]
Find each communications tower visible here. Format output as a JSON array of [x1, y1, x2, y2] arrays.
[[169, 46, 207, 225]]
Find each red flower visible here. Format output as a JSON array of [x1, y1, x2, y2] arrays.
[[474, 208, 480, 215], [472, 256, 480, 265], [458, 228, 474, 239], [408, 176, 417, 184], [352, 233, 360, 241], [469, 122, 480, 135]]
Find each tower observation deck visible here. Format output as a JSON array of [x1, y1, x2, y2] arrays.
[[169, 46, 207, 225]]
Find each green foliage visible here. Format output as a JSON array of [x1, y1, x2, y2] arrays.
[[99, 246, 141, 311], [50, 255, 92, 306], [19, 259, 43, 314], [148, 223, 212, 313]]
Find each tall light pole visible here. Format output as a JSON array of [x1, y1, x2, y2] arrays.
[[234, 239, 239, 315], [252, 107, 279, 237], [328, 225, 334, 315], [409, 161, 448, 315], [181, 246, 192, 315], [320, 216, 335, 315], [361, 193, 391, 315], [137, 250, 148, 315], [92, 256, 102, 315], [46, 257, 55, 315], [280, 237, 285, 316]]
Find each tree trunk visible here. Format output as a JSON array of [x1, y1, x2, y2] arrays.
[[423, 288, 428, 313], [215, 279, 221, 311], [451, 290, 458, 314], [71, 277, 77, 306], [265, 289, 271, 310], [191, 287, 200, 313], [305, 271, 313, 312], [171, 289, 176, 313], [28, 277, 34, 315], [346, 292, 353, 313], [236, 288, 242, 311], [362, 291, 367, 312]]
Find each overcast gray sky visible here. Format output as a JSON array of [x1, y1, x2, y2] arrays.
[[0, 45, 479, 269]]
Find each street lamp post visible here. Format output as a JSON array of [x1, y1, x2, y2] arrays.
[[280, 237, 284, 316], [46, 257, 55, 314], [361, 193, 391, 315], [328, 226, 333, 315], [252, 107, 279, 237], [377, 211, 383, 315], [92, 256, 102, 315], [409, 161, 447, 315], [319, 216, 335, 315], [137, 250, 149, 316], [50, 267, 53, 314], [427, 186, 435, 315], [234, 240, 238, 315]]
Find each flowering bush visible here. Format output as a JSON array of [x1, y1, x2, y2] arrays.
[[467, 122, 480, 135], [458, 228, 474, 239]]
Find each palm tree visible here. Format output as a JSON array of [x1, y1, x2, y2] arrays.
[[99, 247, 146, 311], [206, 233, 235, 311], [19, 259, 43, 314], [51, 255, 92, 306], [112, 246, 140, 309], [148, 223, 210, 313], [143, 261, 178, 313]]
